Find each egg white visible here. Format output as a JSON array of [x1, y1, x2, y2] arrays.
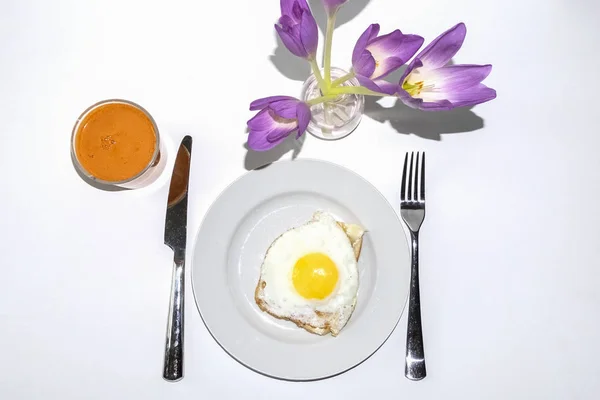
[[256, 211, 359, 331]]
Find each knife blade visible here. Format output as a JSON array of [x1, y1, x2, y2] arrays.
[[162, 135, 192, 382]]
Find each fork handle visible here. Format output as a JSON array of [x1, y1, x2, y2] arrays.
[[405, 230, 426, 380]]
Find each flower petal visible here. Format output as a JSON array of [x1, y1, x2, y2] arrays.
[[247, 109, 297, 151], [371, 56, 405, 80], [352, 24, 380, 65], [269, 99, 300, 119], [398, 83, 496, 111], [405, 65, 494, 106], [298, 0, 310, 11], [291, 1, 304, 20], [444, 83, 497, 108], [418, 22, 466, 70], [353, 51, 376, 78], [290, 23, 302, 41], [275, 24, 308, 58], [247, 108, 273, 130], [367, 31, 424, 79], [418, 100, 455, 111], [246, 110, 281, 151], [296, 102, 311, 137], [250, 95, 296, 111], [322, 0, 347, 16], [397, 88, 453, 111], [399, 57, 422, 84], [281, 0, 309, 20], [395, 34, 425, 62], [355, 75, 397, 95], [356, 75, 380, 92], [299, 9, 318, 58], [373, 80, 400, 95], [430, 64, 492, 91], [397, 88, 423, 109], [267, 120, 297, 142], [280, 0, 295, 16], [279, 15, 295, 30]]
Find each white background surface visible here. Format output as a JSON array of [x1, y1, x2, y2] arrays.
[[1, 0, 599, 399]]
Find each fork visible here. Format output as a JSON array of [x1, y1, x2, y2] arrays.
[[401, 151, 427, 381]]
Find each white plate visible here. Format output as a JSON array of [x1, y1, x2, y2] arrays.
[[191, 159, 410, 380]]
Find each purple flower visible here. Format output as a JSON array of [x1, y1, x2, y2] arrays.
[[247, 96, 311, 151], [397, 23, 496, 111], [351, 24, 424, 95], [275, 0, 318, 60], [321, 0, 347, 16]]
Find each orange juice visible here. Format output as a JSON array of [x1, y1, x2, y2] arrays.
[[73, 100, 159, 183]]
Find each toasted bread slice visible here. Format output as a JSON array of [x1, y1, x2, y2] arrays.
[[337, 221, 365, 260]]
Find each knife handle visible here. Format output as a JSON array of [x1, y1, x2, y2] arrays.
[[163, 251, 184, 382]]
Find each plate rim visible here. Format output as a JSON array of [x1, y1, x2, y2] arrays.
[[190, 158, 409, 380]]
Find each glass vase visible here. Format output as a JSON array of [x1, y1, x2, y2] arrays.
[[300, 67, 364, 140]]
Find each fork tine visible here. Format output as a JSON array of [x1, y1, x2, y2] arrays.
[[420, 152, 425, 201], [414, 152, 420, 201], [401, 153, 408, 201], [408, 152, 414, 201]]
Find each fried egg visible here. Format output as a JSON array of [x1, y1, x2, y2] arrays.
[[254, 211, 365, 336]]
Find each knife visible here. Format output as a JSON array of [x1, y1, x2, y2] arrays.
[[162, 135, 192, 382]]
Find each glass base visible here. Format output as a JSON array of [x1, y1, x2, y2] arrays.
[[300, 67, 364, 140]]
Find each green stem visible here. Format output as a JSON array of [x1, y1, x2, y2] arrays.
[[307, 94, 339, 106], [323, 15, 336, 85], [331, 70, 356, 87], [309, 58, 327, 93], [328, 86, 388, 97]]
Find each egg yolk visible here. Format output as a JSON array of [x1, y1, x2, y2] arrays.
[[292, 253, 339, 300]]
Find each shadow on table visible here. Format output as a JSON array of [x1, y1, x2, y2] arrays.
[[270, 34, 311, 82], [357, 60, 483, 141], [243, 132, 306, 171], [364, 97, 485, 141], [309, 0, 372, 32], [270, 0, 372, 82]]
